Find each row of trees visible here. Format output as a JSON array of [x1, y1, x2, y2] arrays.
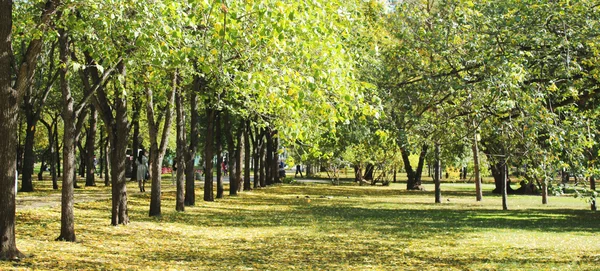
[[2, 0, 599, 261], [1, 0, 380, 260]]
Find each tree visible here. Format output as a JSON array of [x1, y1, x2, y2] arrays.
[[20, 41, 58, 192], [175, 78, 186, 212], [0, 0, 24, 260], [2, 0, 60, 254], [147, 71, 177, 217]]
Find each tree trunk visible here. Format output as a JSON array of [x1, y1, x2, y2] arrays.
[[258, 134, 268, 187], [354, 165, 363, 185], [502, 161, 508, 210], [20, 120, 36, 192], [272, 131, 280, 184], [434, 144, 441, 203], [108, 109, 129, 225], [414, 144, 428, 188], [37, 159, 44, 181], [472, 131, 482, 201], [184, 88, 199, 206], [107, 63, 130, 225], [98, 125, 103, 179], [243, 120, 251, 191], [252, 127, 261, 189], [542, 178, 548, 204], [216, 112, 223, 199], [85, 106, 97, 186], [40, 117, 58, 189], [57, 28, 76, 242], [591, 176, 596, 191], [104, 136, 110, 186], [175, 86, 185, 212], [130, 98, 141, 182], [491, 161, 514, 194], [147, 71, 177, 217], [226, 112, 238, 195], [0, 0, 25, 258], [77, 141, 86, 179], [204, 108, 215, 201], [401, 147, 416, 190], [55, 121, 61, 177], [265, 131, 273, 185], [259, 133, 266, 187], [236, 124, 244, 192]]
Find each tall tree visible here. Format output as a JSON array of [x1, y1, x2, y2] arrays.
[[20, 41, 58, 192], [0, 0, 24, 260], [184, 78, 201, 206], [175, 80, 186, 212], [147, 71, 178, 217]]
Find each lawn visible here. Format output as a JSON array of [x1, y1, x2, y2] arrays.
[[2, 178, 599, 270]]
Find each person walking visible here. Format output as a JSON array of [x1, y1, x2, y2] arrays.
[[136, 150, 148, 192], [295, 164, 303, 178]]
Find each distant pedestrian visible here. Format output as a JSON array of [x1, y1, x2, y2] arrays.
[[136, 150, 148, 192], [222, 160, 228, 176], [171, 160, 177, 185], [295, 164, 303, 178]]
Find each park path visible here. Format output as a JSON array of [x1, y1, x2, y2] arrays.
[[16, 191, 112, 211]]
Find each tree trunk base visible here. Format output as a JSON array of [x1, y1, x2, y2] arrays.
[[0, 248, 25, 261], [407, 184, 426, 191], [55, 235, 76, 242]]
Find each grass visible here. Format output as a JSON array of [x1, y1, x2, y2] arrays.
[[3, 176, 599, 270]]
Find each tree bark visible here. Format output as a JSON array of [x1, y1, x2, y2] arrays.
[[542, 178, 548, 205], [40, 116, 58, 189], [20, 119, 36, 192], [271, 131, 280, 184], [414, 144, 428, 188], [591, 176, 596, 191], [236, 123, 244, 192], [265, 131, 273, 185], [251, 126, 261, 189], [57, 27, 76, 242], [147, 71, 177, 217], [434, 144, 441, 203], [85, 105, 97, 186], [354, 165, 363, 185], [55, 120, 60, 177], [89, 58, 129, 225], [216, 112, 223, 199], [109, 97, 129, 225], [51, 119, 57, 188], [472, 130, 482, 201], [502, 160, 508, 210], [104, 136, 110, 187], [204, 108, 215, 201], [226, 112, 238, 195], [401, 147, 416, 190], [130, 96, 141, 182], [243, 120, 251, 191], [108, 63, 130, 225], [175, 84, 185, 212], [0, 0, 25, 258], [259, 132, 266, 187], [184, 85, 199, 206]]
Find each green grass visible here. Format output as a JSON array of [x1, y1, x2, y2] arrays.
[[3, 178, 599, 270]]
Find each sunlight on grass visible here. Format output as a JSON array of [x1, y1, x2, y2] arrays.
[[2, 179, 599, 270]]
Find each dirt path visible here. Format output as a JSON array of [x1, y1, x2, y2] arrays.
[[16, 192, 112, 211]]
